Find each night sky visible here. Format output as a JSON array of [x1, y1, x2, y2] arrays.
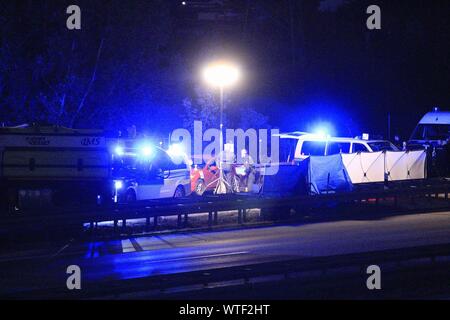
[[0, 0, 449, 141]]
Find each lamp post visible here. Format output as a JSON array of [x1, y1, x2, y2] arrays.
[[202, 61, 241, 193]]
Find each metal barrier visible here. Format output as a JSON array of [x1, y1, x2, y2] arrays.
[[1, 178, 449, 233], [0, 179, 450, 235]]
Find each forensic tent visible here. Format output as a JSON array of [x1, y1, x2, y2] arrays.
[[385, 150, 427, 181], [342, 150, 427, 184], [260, 150, 426, 196], [260, 162, 309, 196], [308, 154, 353, 195], [341, 151, 385, 184], [261, 155, 353, 196]]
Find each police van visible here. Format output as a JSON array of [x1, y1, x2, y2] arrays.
[[409, 108, 450, 146], [408, 108, 450, 176], [110, 140, 191, 202]]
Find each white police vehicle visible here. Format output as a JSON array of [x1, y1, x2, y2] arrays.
[[111, 141, 191, 202], [408, 108, 450, 176], [409, 108, 450, 147], [277, 132, 398, 162]]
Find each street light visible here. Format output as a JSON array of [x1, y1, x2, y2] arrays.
[[202, 61, 241, 194], [202, 62, 241, 88]]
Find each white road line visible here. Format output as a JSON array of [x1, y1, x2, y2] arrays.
[[51, 241, 72, 259], [146, 251, 249, 264], [121, 239, 136, 253], [120, 235, 248, 259]]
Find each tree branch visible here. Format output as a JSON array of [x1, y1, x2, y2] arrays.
[[70, 38, 104, 127]]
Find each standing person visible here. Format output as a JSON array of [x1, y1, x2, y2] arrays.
[[218, 143, 236, 193], [240, 148, 255, 192]]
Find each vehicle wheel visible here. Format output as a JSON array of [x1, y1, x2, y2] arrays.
[[125, 189, 137, 203], [174, 185, 185, 198], [194, 179, 205, 196]]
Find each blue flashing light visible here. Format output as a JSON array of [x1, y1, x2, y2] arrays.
[[140, 145, 153, 157], [314, 129, 327, 138], [115, 145, 125, 156], [310, 121, 335, 138]]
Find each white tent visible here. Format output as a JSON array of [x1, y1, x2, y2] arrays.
[[385, 150, 426, 181], [341, 151, 385, 184], [342, 150, 426, 184]]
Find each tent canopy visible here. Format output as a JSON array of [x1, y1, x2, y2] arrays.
[[308, 154, 353, 195]]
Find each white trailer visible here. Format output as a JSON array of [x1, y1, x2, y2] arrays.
[[0, 125, 112, 213]]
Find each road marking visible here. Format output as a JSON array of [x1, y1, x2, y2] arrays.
[[183, 233, 209, 242], [147, 251, 249, 264], [154, 235, 176, 248], [121, 239, 136, 253], [129, 237, 143, 252], [51, 239, 74, 259], [121, 236, 174, 252]]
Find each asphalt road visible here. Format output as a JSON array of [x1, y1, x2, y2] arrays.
[[2, 210, 450, 297]]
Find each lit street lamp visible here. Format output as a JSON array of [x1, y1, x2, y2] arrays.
[[202, 61, 241, 194]]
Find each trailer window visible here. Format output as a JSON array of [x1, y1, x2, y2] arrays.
[[301, 141, 326, 156]]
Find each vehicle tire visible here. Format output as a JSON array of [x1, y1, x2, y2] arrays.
[[125, 189, 137, 203], [194, 179, 205, 196], [174, 185, 185, 198]]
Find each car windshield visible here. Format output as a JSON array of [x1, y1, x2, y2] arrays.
[[411, 124, 450, 140], [368, 141, 398, 151]]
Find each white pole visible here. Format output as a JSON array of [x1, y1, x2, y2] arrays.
[[219, 85, 225, 189]]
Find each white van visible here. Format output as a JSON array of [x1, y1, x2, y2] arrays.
[[408, 108, 449, 176], [111, 141, 191, 202], [409, 109, 450, 146], [277, 132, 398, 162]]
